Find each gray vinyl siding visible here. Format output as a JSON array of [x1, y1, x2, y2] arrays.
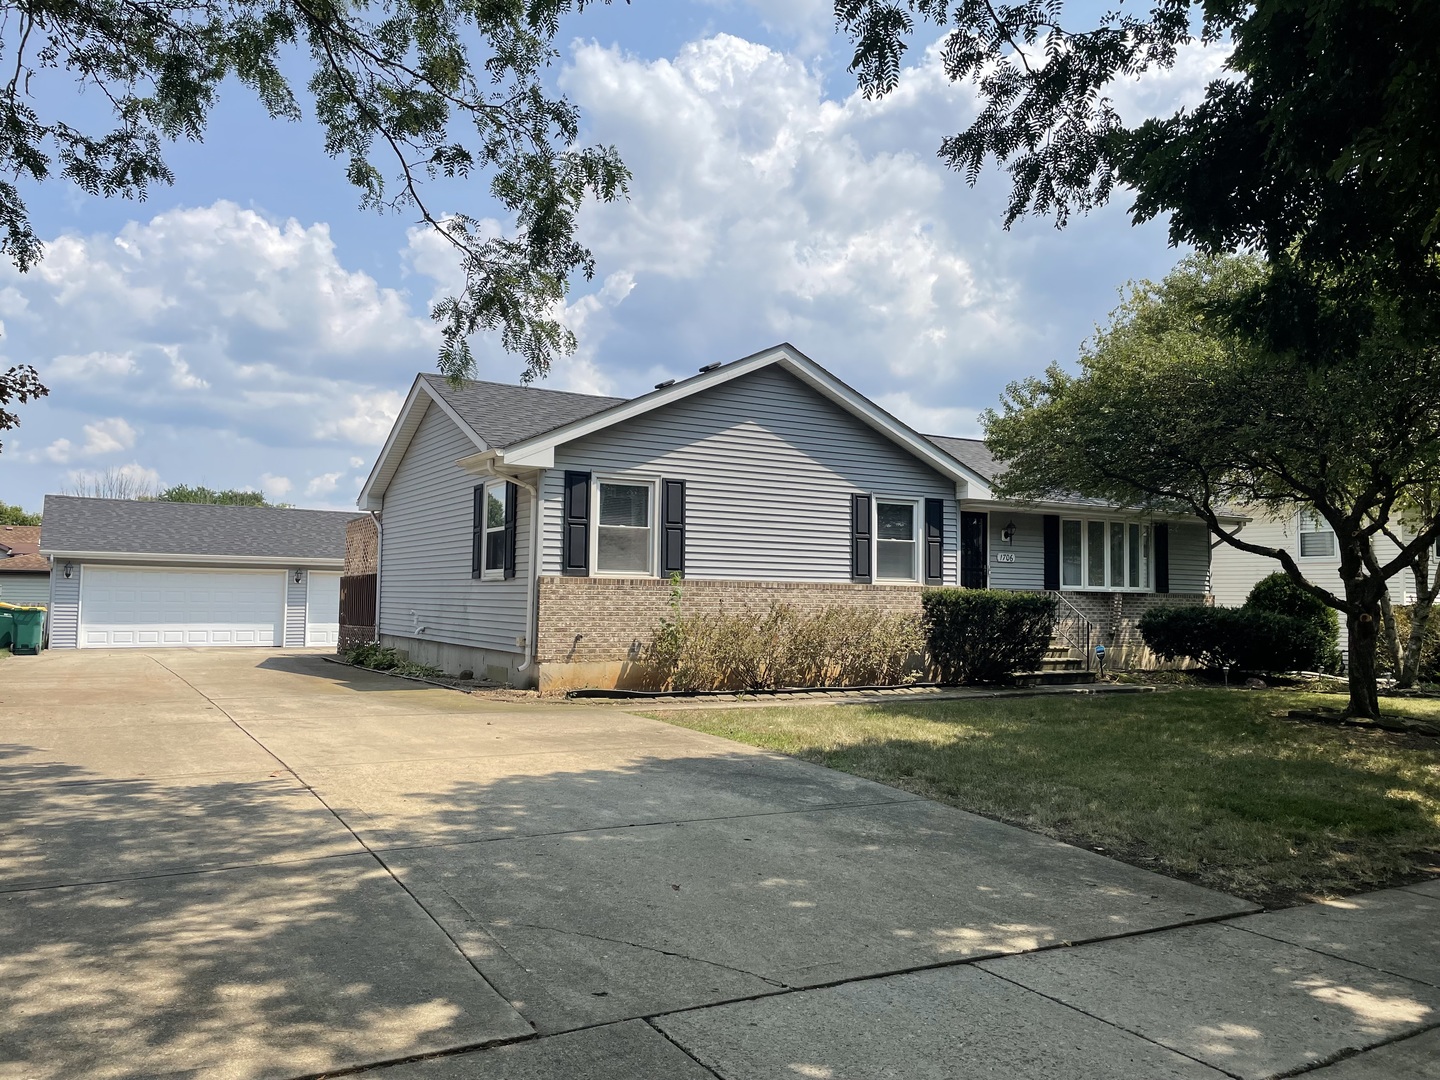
[[379, 401, 530, 653], [0, 574, 51, 606], [48, 568, 81, 648], [1167, 523, 1210, 594], [540, 366, 959, 584], [987, 513, 1046, 590], [283, 571, 307, 647]]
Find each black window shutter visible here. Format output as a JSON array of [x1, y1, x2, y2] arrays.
[[471, 486, 484, 579], [1154, 523, 1170, 593], [851, 494, 873, 583], [924, 498, 944, 585], [562, 471, 591, 577], [503, 482, 518, 580], [1042, 515, 1060, 591], [661, 479, 686, 577]]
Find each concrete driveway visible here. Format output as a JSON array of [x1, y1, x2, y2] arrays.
[[1, 650, 1436, 1079]]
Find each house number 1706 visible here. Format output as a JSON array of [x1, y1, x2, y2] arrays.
[[994, 552, 1016, 563]]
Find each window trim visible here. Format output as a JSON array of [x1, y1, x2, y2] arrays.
[[590, 474, 660, 577], [1297, 510, 1336, 559], [873, 495, 922, 583], [1059, 516, 1153, 592], [480, 480, 508, 581]]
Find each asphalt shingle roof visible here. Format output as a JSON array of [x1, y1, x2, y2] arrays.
[[925, 435, 1001, 483], [0, 525, 48, 573], [420, 373, 627, 449], [40, 496, 360, 561]]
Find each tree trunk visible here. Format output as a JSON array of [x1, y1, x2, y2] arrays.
[[1380, 591, 1403, 684], [1345, 607, 1382, 718], [1400, 557, 1437, 689]]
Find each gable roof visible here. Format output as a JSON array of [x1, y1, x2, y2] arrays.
[[0, 525, 48, 573], [417, 373, 626, 449], [360, 344, 994, 509], [40, 496, 360, 565], [925, 435, 1001, 483]]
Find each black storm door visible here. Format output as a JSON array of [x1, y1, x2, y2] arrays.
[[960, 511, 988, 589]]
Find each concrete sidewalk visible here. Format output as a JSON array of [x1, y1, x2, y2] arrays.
[[0, 649, 1435, 1079]]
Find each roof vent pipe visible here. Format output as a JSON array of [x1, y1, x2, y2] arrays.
[[653, 379, 675, 389], [698, 362, 721, 373]]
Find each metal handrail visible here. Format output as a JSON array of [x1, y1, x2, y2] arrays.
[[1048, 590, 1095, 670]]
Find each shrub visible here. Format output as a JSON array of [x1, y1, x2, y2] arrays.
[[647, 590, 925, 692], [1138, 605, 1330, 673], [1244, 572, 1343, 673], [343, 640, 444, 679], [1379, 605, 1440, 681], [921, 589, 1058, 685]]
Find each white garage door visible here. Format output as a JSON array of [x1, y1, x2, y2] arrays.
[[306, 571, 341, 646], [80, 567, 285, 648]]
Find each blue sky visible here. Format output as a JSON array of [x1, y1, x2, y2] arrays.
[[0, 0, 1227, 514]]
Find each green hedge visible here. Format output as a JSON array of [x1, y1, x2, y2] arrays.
[[1137, 605, 1331, 673], [1244, 573, 1343, 673], [922, 589, 1058, 685]]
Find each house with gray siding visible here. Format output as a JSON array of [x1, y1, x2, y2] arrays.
[[359, 343, 1221, 688], [0, 525, 50, 609]]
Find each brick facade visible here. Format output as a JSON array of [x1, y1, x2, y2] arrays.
[[536, 576, 925, 667], [1055, 591, 1209, 669]]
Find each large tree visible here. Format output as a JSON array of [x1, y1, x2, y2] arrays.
[[985, 255, 1440, 718], [837, 0, 1440, 279], [0, 0, 631, 449]]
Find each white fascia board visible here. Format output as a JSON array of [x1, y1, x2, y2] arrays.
[[41, 550, 345, 569], [959, 498, 1249, 526], [492, 342, 994, 494], [357, 376, 490, 509]]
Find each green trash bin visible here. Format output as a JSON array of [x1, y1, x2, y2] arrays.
[[11, 605, 44, 655], [0, 604, 13, 650]]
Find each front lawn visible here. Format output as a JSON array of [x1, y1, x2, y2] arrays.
[[649, 690, 1440, 906]]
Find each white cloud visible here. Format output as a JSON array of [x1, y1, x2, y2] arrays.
[[65, 462, 162, 495], [314, 390, 405, 445], [305, 471, 344, 496], [874, 393, 983, 438], [39, 417, 138, 462], [47, 351, 139, 381], [260, 474, 293, 500], [349, 456, 365, 468]]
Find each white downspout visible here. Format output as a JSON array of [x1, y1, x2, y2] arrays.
[[504, 473, 542, 674], [368, 509, 382, 642]]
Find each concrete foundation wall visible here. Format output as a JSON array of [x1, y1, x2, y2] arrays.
[[378, 633, 534, 689]]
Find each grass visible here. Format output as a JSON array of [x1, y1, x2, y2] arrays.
[[648, 689, 1440, 906]]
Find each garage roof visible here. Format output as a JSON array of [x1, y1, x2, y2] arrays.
[[40, 496, 361, 563]]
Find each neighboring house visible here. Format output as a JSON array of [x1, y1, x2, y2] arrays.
[[0, 525, 51, 608], [40, 496, 360, 649], [1212, 508, 1438, 645], [360, 343, 1222, 688]]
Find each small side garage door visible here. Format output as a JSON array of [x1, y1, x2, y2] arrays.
[[80, 567, 285, 648], [306, 571, 342, 646]]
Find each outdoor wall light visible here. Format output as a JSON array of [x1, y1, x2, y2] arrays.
[[1001, 521, 1017, 544], [293, 569, 304, 584], [63, 562, 73, 579]]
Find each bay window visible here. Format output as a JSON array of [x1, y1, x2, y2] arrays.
[[1061, 518, 1150, 590]]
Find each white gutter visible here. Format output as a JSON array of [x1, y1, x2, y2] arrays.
[[368, 509, 383, 641], [39, 550, 345, 569]]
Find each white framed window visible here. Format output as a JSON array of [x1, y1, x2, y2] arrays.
[[875, 498, 920, 581], [1061, 518, 1150, 590], [481, 481, 507, 580], [1298, 511, 1336, 558], [593, 477, 656, 575]]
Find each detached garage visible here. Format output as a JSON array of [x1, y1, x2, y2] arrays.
[[39, 496, 361, 650]]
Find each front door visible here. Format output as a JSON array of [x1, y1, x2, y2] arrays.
[[961, 511, 988, 589]]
